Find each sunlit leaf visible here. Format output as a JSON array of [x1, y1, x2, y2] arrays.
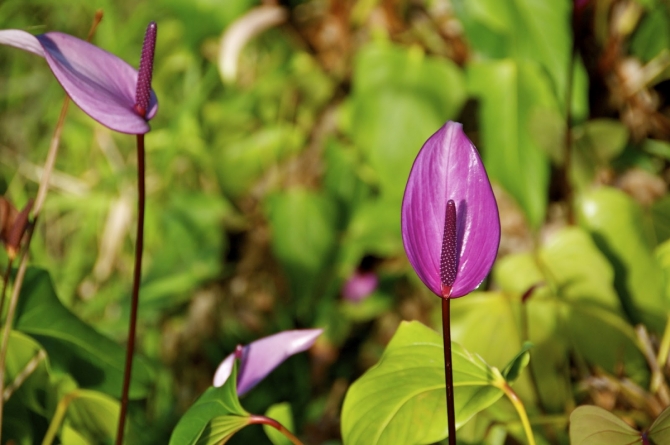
[[341, 321, 504, 445], [569, 406, 642, 445], [351, 41, 466, 203], [649, 405, 670, 444], [578, 187, 667, 330], [467, 59, 552, 228]]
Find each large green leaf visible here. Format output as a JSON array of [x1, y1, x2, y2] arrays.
[[341, 321, 505, 445], [350, 40, 466, 203], [467, 59, 552, 228], [169, 363, 250, 445], [578, 187, 667, 330], [14, 268, 152, 399], [569, 406, 642, 445]]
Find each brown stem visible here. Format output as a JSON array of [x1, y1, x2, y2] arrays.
[[115, 134, 145, 444], [0, 259, 14, 321], [442, 298, 456, 445], [248, 414, 305, 445]]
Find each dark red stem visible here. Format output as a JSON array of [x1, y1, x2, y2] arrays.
[[248, 415, 304, 445], [115, 134, 145, 444], [442, 298, 456, 445]]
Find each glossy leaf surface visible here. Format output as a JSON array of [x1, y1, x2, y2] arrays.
[[341, 321, 504, 445]]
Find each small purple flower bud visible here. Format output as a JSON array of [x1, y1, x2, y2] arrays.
[[134, 22, 157, 118], [342, 271, 379, 302]]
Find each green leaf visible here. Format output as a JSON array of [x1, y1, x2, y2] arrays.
[[467, 59, 552, 228], [455, 0, 571, 101], [569, 406, 642, 445], [265, 189, 337, 318], [578, 187, 667, 330], [651, 195, 670, 245], [649, 405, 670, 444], [216, 125, 305, 197], [169, 362, 249, 445], [501, 342, 533, 384], [631, 9, 670, 63], [493, 227, 650, 405], [263, 402, 294, 445], [571, 120, 630, 189], [351, 41, 466, 203], [341, 321, 504, 445], [59, 389, 120, 444], [14, 268, 153, 399]]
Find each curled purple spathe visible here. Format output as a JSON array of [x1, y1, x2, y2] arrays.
[[0, 28, 158, 134], [213, 328, 323, 396], [401, 121, 500, 298]]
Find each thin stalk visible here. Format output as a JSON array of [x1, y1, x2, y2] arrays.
[[0, 259, 13, 320], [249, 414, 305, 445], [441, 298, 456, 445], [500, 382, 536, 445], [41, 392, 76, 445], [115, 133, 146, 444]]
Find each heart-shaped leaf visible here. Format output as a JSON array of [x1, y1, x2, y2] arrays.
[[341, 321, 505, 445]]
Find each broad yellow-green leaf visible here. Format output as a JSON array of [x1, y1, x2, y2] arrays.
[[341, 321, 505, 445], [570, 406, 641, 445]]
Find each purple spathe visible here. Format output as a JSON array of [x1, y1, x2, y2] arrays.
[[0, 29, 158, 134], [213, 329, 323, 395], [401, 121, 500, 298]]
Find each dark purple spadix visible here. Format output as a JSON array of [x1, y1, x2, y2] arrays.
[[0, 26, 158, 134], [401, 121, 500, 298], [440, 200, 458, 297], [134, 22, 157, 118]]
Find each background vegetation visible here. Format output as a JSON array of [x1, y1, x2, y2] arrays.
[[2, 0, 670, 443]]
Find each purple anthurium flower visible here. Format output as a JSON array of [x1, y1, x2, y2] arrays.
[[401, 121, 500, 298], [0, 26, 158, 134], [213, 329, 323, 395], [342, 270, 378, 302]]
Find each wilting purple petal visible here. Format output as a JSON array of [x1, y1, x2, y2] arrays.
[[0, 29, 157, 134], [401, 121, 500, 298], [213, 329, 323, 395], [342, 271, 378, 302]]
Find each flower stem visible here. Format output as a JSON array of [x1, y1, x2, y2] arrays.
[[500, 382, 536, 445], [248, 414, 305, 445], [0, 259, 14, 320], [441, 298, 456, 445], [115, 134, 146, 444]]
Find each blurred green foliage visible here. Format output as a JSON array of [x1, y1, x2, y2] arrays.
[[2, 0, 670, 443]]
